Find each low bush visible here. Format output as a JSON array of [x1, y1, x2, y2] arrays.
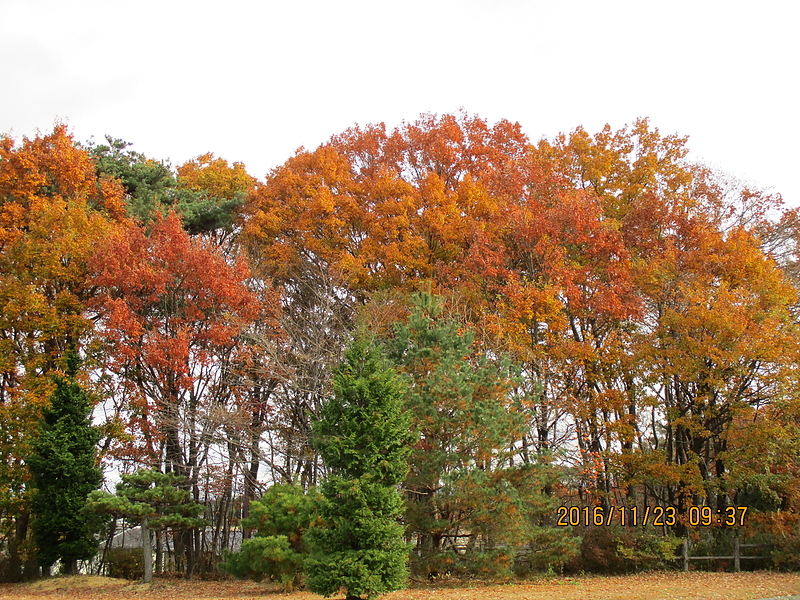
[[219, 535, 303, 589], [570, 526, 680, 574], [217, 484, 320, 590], [104, 547, 144, 580], [410, 549, 515, 581]]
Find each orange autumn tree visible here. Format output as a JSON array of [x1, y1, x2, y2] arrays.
[[91, 211, 278, 576], [177, 152, 256, 202], [245, 112, 800, 541], [244, 110, 528, 294], [0, 124, 126, 581], [526, 118, 800, 529], [241, 112, 533, 491], [631, 209, 798, 515], [497, 120, 695, 508], [497, 185, 641, 507], [242, 113, 644, 490]]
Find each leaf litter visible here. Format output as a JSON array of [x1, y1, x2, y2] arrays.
[[0, 572, 798, 600]]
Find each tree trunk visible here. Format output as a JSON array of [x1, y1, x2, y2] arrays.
[[155, 530, 162, 574], [142, 520, 153, 583], [7, 511, 30, 583], [67, 559, 80, 575], [183, 529, 195, 578], [242, 409, 264, 540]]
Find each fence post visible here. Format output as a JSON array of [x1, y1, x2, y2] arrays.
[[733, 536, 740, 572]]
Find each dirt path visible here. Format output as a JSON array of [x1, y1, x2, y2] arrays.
[[0, 572, 798, 600]]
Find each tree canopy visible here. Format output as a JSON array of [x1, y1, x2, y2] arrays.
[[1, 113, 799, 581]]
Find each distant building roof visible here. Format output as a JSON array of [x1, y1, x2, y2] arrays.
[[108, 525, 243, 552]]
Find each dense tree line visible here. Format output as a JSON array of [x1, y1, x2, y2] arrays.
[[0, 113, 798, 586]]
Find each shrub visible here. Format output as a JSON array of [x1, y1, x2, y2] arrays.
[[410, 549, 514, 581], [104, 548, 144, 580], [520, 527, 582, 573], [219, 536, 303, 589], [615, 529, 682, 571], [573, 526, 680, 574], [218, 484, 320, 590]]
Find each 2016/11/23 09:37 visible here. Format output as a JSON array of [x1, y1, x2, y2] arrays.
[[556, 505, 749, 527]]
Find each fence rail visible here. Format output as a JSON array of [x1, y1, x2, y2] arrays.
[[681, 538, 774, 572]]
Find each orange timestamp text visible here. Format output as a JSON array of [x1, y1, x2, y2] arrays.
[[556, 505, 749, 527]]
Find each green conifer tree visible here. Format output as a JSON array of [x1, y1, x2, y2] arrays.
[[86, 469, 208, 582], [27, 350, 103, 575], [86, 136, 245, 234], [384, 292, 556, 577], [218, 483, 321, 589], [305, 338, 412, 600]]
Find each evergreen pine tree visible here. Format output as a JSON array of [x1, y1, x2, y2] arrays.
[[305, 338, 412, 600], [28, 350, 103, 575], [384, 292, 556, 576], [218, 483, 321, 589], [86, 469, 208, 582]]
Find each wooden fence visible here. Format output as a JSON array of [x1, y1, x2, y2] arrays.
[[681, 537, 774, 572]]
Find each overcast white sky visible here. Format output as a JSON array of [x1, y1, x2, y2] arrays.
[[2, 0, 797, 205]]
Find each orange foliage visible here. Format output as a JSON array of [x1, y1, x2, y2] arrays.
[[177, 152, 257, 200], [91, 211, 276, 468], [0, 125, 129, 573], [244, 111, 800, 510]]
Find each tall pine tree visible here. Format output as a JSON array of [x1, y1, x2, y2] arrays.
[[27, 351, 102, 575], [305, 338, 412, 600], [384, 292, 557, 576]]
